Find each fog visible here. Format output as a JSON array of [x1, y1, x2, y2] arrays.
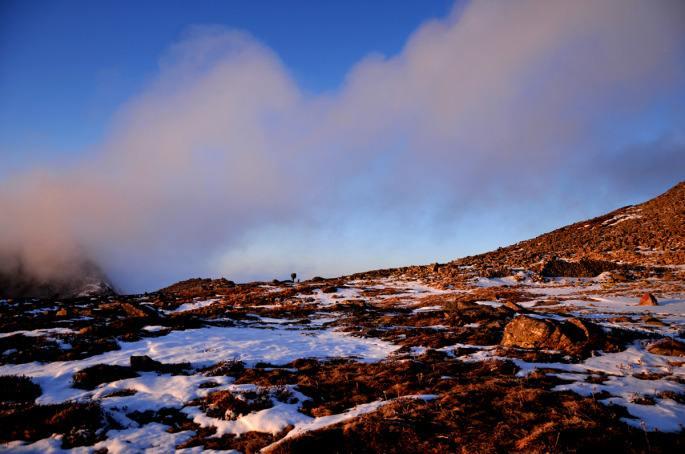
[[1, 0, 684, 292]]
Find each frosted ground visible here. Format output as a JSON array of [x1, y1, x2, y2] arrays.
[[1, 271, 684, 452]]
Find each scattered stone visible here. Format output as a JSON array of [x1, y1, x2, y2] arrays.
[[540, 257, 619, 278], [484, 268, 509, 278], [100, 301, 158, 318]]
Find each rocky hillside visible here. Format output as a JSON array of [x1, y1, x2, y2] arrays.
[[370, 181, 684, 284], [456, 181, 685, 269]]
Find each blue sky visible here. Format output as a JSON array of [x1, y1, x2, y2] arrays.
[[0, 0, 453, 174], [1, 0, 684, 291]]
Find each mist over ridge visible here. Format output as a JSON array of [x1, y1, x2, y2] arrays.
[[1, 0, 684, 293]]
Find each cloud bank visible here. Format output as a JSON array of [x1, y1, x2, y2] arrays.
[[1, 0, 684, 291]]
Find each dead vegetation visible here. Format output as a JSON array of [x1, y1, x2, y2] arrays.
[[0, 401, 108, 448], [267, 369, 683, 454], [0, 375, 41, 403], [72, 364, 139, 390]]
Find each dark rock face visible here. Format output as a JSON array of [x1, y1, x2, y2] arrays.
[[0, 257, 114, 299], [500, 316, 604, 355], [647, 338, 685, 357], [540, 257, 619, 278], [638, 293, 659, 306]]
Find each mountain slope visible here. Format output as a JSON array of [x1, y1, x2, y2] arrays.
[[456, 181, 685, 269]]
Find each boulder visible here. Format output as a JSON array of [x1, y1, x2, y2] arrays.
[[647, 338, 685, 357], [500, 315, 603, 355], [638, 293, 658, 306]]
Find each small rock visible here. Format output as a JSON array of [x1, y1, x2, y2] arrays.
[[502, 301, 526, 312], [78, 326, 96, 335], [638, 293, 658, 306]]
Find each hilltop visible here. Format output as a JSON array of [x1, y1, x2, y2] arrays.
[[457, 181, 685, 268]]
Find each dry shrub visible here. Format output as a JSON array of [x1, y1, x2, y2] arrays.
[[72, 364, 138, 390], [0, 402, 106, 448], [0, 375, 41, 403], [196, 387, 274, 421]]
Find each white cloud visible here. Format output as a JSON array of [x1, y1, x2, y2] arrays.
[[1, 0, 684, 291]]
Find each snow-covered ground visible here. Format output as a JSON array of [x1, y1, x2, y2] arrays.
[[166, 299, 221, 314], [0, 325, 398, 405], [2, 272, 684, 451]]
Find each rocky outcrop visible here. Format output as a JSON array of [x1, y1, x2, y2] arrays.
[[500, 315, 604, 355], [540, 257, 620, 278], [99, 301, 158, 319]]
